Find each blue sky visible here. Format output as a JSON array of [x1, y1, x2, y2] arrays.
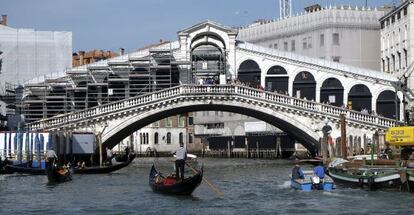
[[2, 0, 395, 53]]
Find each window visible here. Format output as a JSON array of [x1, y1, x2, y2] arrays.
[[166, 117, 172, 127], [333, 33, 339, 45], [188, 117, 193, 125], [154, 132, 159, 144], [391, 15, 395, 23], [291, 40, 295, 51], [188, 133, 193, 144], [392, 54, 395, 71], [179, 132, 184, 144], [273, 43, 278, 49], [404, 7, 407, 16], [320, 34, 324, 46], [382, 58, 385, 72], [302, 38, 307, 49], [166, 132, 171, 144], [386, 57, 390, 72], [381, 21, 385, 29], [307, 36, 312, 48], [404, 49, 408, 68], [140, 133, 143, 145], [397, 11, 401, 20], [332, 56, 340, 63], [398, 52, 401, 70], [146, 133, 149, 144], [178, 115, 186, 127], [269, 44, 273, 48], [283, 42, 288, 51]]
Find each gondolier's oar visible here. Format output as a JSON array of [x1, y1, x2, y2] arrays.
[[185, 163, 224, 197]]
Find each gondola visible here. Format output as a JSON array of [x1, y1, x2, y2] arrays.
[[0, 159, 12, 174], [73, 153, 136, 174], [46, 159, 72, 183], [149, 164, 203, 195], [4, 162, 45, 175], [5, 154, 136, 175]]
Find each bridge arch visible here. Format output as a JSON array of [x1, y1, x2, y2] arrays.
[[237, 59, 262, 87], [293, 71, 316, 100], [102, 101, 320, 155], [376, 90, 400, 119], [265, 65, 289, 93], [348, 84, 372, 112], [320, 78, 344, 107]]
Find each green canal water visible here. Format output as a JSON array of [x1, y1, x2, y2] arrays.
[[0, 158, 413, 215]]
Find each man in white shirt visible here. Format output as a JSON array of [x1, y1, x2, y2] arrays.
[[173, 142, 187, 181]]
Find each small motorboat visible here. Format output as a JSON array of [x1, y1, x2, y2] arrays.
[[46, 159, 72, 183], [290, 170, 334, 191], [149, 164, 203, 195]]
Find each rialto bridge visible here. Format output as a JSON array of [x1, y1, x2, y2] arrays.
[[24, 20, 404, 153]]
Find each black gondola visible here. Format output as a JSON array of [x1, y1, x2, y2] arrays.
[[46, 159, 72, 183], [0, 159, 12, 174], [73, 153, 136, 174], [149, 164, 203, 195], [5, 153, 136, 175]]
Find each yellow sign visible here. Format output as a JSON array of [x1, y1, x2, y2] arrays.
[[385, 126, 414, 146]]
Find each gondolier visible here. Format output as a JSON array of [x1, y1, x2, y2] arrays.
[[173, 142, 187, 181]]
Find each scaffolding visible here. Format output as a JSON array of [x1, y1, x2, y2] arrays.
[[22, 42, 183, 123]]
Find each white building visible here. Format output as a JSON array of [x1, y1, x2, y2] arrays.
[[380, 1, 414, 89], [0, 17, 72, 93], [238, 5, 388, 71]]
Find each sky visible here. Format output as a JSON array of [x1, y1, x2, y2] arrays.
[[1, 0, 396, 53]]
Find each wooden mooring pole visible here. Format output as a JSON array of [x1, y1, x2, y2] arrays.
[[340, 114, 347, 159]]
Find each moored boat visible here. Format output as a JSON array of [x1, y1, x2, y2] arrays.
[[290, 170, 334, 191], [149, 164, 203, 195], [328, 167, 401, 190]]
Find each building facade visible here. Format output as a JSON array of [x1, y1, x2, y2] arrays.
[[117, 113, 196, 154], [0, 15, 72, 93], [238, 5, 388, 71], [380, 1, 414, 96]]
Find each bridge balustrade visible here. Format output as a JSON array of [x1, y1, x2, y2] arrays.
[[27, 84, 400, 131]]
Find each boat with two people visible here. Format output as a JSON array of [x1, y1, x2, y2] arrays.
[[290, 164, 334, 191], [46, 157, 72, 183], [149, 164, 203, 195]]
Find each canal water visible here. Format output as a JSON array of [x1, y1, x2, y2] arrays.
[[0, 158, 413, 215]]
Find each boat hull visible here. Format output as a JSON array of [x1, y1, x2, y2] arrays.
[[149, 165, 203, 195], [290, 178, 334, 191], [328, 168, 401, 190]]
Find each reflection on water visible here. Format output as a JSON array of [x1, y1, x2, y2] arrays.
[[0, 158, 413, 215]]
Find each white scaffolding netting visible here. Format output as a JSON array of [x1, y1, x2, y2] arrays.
[[0, 25, 72, 93]]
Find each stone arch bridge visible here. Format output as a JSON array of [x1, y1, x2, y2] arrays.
[[27, 85, 399, 154]]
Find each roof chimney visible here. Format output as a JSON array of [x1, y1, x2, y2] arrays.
[[1, 15, 7, 26], [79, 51, 85, 66]]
